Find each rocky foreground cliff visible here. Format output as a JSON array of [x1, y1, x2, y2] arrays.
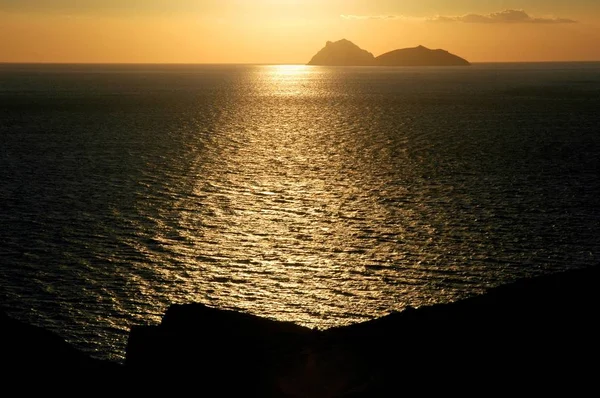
[[308, 39, 470, 67], [2, 265, 598, 395]]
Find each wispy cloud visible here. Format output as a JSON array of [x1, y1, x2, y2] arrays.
[[431, 9, 576, 24], [341, 10, 576, 24]]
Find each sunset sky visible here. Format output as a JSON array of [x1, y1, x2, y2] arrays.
[[1, 0, 600, 63]]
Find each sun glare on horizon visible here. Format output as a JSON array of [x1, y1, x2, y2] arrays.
[[264, 65, 316, 97], [268, 64, 312, 75]]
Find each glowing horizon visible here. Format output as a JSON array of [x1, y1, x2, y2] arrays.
[[1, 1, 600, 64]]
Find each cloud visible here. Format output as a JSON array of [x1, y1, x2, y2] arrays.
[[431, 9, 576, 24], [340, 10, 576, 24]]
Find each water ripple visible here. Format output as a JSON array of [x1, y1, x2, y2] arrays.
[[1, 63, 599, 361]]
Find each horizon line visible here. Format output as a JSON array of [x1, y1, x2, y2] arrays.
[[2, 60, 600, 66]]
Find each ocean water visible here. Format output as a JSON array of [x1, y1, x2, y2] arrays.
[[1, 63, 599, 362]]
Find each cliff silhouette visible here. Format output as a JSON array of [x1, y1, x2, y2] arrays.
[[2, 265, 598, 395], [308, 39, 470, 66]]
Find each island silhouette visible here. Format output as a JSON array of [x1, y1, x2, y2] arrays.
[[308, 39, 470, 66]]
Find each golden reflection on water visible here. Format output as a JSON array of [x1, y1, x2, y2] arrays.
[[145, 64, 469, 332], [262, 64, 316, 97], [154, 63, 390, 329], [268, 64, 312, 76]]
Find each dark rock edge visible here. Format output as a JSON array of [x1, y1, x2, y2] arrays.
[[2, 265, 598, 395]]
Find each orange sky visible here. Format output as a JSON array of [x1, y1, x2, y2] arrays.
[[1, 1, 600, 63]]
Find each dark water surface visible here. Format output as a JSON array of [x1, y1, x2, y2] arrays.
[[1, 63, 599, 362]]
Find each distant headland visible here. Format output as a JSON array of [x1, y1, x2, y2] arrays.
[[308, 39, 470, 66]]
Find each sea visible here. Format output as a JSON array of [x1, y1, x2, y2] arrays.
[[1, 62, 599, 363]]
